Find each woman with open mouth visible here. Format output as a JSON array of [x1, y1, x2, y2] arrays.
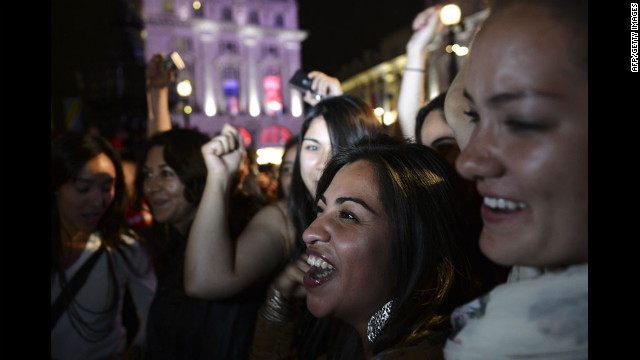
[[185, 93, 385, 357], [183, 93, 384, 304], [250, 135, 498, 359]]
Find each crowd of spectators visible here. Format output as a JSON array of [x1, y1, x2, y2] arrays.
[[52, 1, 588, 358]]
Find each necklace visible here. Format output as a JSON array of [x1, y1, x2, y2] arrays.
[[61, 225, 90, 268]]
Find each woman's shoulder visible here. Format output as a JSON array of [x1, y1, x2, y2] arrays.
[[120, 230, 139, 246], [250, 199, 291, 227], [116, 229, 150, 253], [243, 199, 297, 256], [106, 229, 154, 264], [269, 199, 297, 240]]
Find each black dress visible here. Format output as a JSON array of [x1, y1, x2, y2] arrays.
[[144, 190, 267, 360]]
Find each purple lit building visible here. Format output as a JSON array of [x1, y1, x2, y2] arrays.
[[142, 0, 308, 150]]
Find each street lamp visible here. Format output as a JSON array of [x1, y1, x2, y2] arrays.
[[177, 79, 192, 127], [440, 4, 462, 83]]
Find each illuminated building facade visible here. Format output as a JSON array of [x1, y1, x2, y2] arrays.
[[142, 0, 307, 150]]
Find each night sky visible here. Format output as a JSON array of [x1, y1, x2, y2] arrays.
[[296, 0, 428, 76]]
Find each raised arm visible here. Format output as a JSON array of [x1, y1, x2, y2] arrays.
[[397, 5, 443, 140], [145, 53, 175, 138], [184, 124, 293, 299]]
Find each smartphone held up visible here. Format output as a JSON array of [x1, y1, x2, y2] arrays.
[[288, 70, 313, 93], [162, 52, 186, 72]]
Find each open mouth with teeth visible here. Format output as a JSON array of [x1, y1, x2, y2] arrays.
[[303, 254, 337, 289], [483, 197, 527, 212]]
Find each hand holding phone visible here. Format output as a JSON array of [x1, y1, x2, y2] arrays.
[[147, 53, 184, 89], [162, 52, 186, 72], [289, 70, 344, 106], [288, 70, 314, 94]]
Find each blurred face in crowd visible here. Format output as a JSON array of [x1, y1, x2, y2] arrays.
[[57, 153, 116, 235], [279, 143, 297, 199], [299, 116, 332, 195], [456, 2, 588, 268], [444, 66, 474, 150], [143, 146, 197, 234], [420, 109, 460, 166], [121, 159, 137, 199], [303, 160, 395, 333]]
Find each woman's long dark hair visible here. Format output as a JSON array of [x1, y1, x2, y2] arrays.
[[277, 135, 299, 199], [314, 135, 496, 358], [286, 94, 384, 358], [51, 131, 133, 273], [134, 128, 210, 211], [133, 128, 210, 254], [414, 91, 447, 141], [288, 94, 384, 261]]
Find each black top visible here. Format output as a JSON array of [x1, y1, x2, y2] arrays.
[[144, 190, 267, 360]]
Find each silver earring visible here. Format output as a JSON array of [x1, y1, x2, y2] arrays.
[[367, 299, 395, 343]]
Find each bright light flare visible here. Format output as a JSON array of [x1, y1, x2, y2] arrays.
[[440, 4, 461, 26], [177, 80, 192, 97], [454, 46, 469, 56], [256, 147, 285, 165], [383, 111, 397, 126], [205, 97, 216, 116]]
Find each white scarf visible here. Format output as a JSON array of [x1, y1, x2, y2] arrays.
[[443, 264, 588, 359]]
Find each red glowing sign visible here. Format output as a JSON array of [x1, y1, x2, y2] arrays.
[[259, 125, 291, 147], [238, 127, 253, 147], [263, 75, 283, 115]]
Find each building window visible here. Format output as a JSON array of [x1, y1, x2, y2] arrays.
[[222, 7, 233, 21], [275, 14, 284, 27], [222, 66, 240, 115], [220, 41, 238, 55], [249, 10, 260, 25], [162, 0, 174, 14], [265, 46, 278, 58]]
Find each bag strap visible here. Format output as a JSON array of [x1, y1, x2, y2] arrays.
[[51, 245, 106, 330]]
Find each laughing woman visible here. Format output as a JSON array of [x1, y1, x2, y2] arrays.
[[443, 0, 588, 358], [250, 135, 500, 359]]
